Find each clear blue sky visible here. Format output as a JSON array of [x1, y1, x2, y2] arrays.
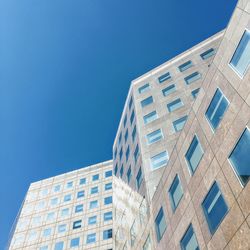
[[0, 0, 237, 248]]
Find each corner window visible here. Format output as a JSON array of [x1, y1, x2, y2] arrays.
[[200, 48, 215, 60], [229, 128, 250, 186], [143, 111, 158, 124], [179, 60, 193, 72], [184, 72, 201, 85], [173, 115, 188, 132], [180, 224, 200, 250], [158, 72, 171, 83], [167, 98, 184, 112], [138, 83, 150, 94], [162, 84, 176, 97], [155, 207, 167, 242], [136, 167, 143, 189], [103, 229, 112, 240], [205, 88, 229, 130], [146, 129, 163, 144], [169, 175, 183, 211], [202, 182, 228, 234], [151, 151, 169, 170], [185, 135, 204, 175]]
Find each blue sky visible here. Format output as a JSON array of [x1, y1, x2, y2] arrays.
[[0, 0, 237, 248]]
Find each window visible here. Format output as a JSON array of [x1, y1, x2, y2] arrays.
[[43, 228, 51, 237], [136, 168, 143, 189], [134, 144, 139, 162], [105, 182, 112, 190], [64, 194, 71, 202], [143, 235, 152, 250], [184, 72, 201, 85], [202, 182, 228, 234], [169, 175, 183, 211], [89, 200, 98, 209], [191, 88, 200, 99], [143, 111, 158, 124], [40, 246, 48, 250], [141, 96, 153, 108], [155, 207, 167, 242], [151, 151, 169, 170], [67, 181, 73, 188], [123, 115, 127, 127], [92, 174, 99, 181], [132, 126, 137, 141], [229, 128, 250, 186], [120, 165, 124, 177], [58, 224, 66, 233], [61, 208, 69, 217], [139, 83, 150, 94], [205, 88, 229, 130], [75, 204, 83, 213], [70, 237, 80, 248], [126, 146, 130, 161], [200, 48, 215, 60], [104, 211, 113, 221], [47, 212, 55, 221], [54, 185, 61, 192], [179, 60, 193, 72], [173, 115, 188, 132], [54, 242, 64, 250], [73, 220, 82, 229], [230, 30, 250, 77], [88, 216, 97, 225], [105, 170, 112, 178], [124, 129, 128, 143], [146, 129, 163, 144], [77, 190, 85, 198], [127, 166, 132, 183], [114, 164, 118, 175], [119, 147, 123, 160], [130, 110, 135, 124], [162, 84, 176, 96], [158, 72, 171, 83], [129, 96, 133, 110], [104, 196, 113, 205], [167, 98, 184, 112], [86, 233, 96, 244], [185, 135, 204, 175], [180, 224, 200, 250], [79, 178, 86, 185], [103, 229, 112, 240], [90, 186, 98, 194]]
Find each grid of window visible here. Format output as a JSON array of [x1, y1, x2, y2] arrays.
[[155, 207, 167, 242], [179, 60, 193, 72], [184, 72, 201, 85], [151, 151, 169, 170], [167, 98, 184, 112]]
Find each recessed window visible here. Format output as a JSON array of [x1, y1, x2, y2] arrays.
[[75, 204, 83, 213], [64, 194, 71, 202], [155, 207, 167, 242], [88, 215, 97, 225], [173, 115, 188, 132], [146, 129, 163, 144], [47, 212, 55, 221], [124, 129, 129, 143], [105, 170, 112, 178], [139, 83, 150, 94], [141, 96, 153, 108], [151, 151, 169, 170], [77, 190, 85, 198], [130, 110, 135, 124], [58, 224, 66, 233], [90, 186, 98, 194], [134, 144, 140, 163], [229, 128, 250, 186], [136, 167, 143, 189], [168, 175, 183, 211], [167, 98, 184, 112], [158, 72, 171, 83], [92, 174, 99, 181], [61, 208, 69, 217], [126, 146, 130, 161], [123, 115, 127, 127], [191, 88, 200, 99], [202, 182, 228, 234], [89, 200, 98, 209], [50, 197, 58, 206], [54, 242, 64, 250], [54, 185, 61, 192], [200, 48, 215, 60], [120, 165, 124, 177], [143, 111, 158, 124], [104, 211, 113, 221], [104, 196, 113, 205], [43, 228, 51, 237], [162, 84, 176, 97], [67, 181, 73, 188], [129, 96, 133, 110], [205, 88, 229, 130], [132, 125, 137, 141], [178, 60, 193, 72], [73, 220, 82, 229], [180, 224, 199, 250], [103, 229, 112, 240], [79, 178, 86, 185], [86, 233, 96, 244], [119, 147, 123, 160], [70, 237, 80, 248], [184, 72, 201, 85], [105, 182, 112, 190], [127, 166, 132, 183], [185, 135, 204, 175]]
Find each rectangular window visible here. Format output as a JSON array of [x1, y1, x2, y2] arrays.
[[178, 60, 193, 72], [64, 194, 71, 202], [143, 111, 158, 124], [180, 224, 200, 250], [54, 185, 61, 192], [202, 182, 228, 234], [70, 237, 80, 248], [104, 196, 113, 205], [124, 129, 128, 143], [92, 174, 99, 181], [120, 165, 124, 177], [104, 211, 113, 221], [43, 228, 52, 237], [105, 170, 112, 178], [130, 110, 135, 124], [90, 186, 98, 194], [54, 242, 64, 250], [103, 229, 112, 240], [141, 96, 153, 108], [200, 48, 215, 60], [79, 178, 86, 185], [173, 115, 188, 132], [191, 88, 200, 99], [123, 115, 127, 127], [134, 144, 140, 163], [162, 84, 176, 97], [126, 146, 130, 161], [67, 181, 73, 188], [61, 208, 69, 217], [89, 200, 98, 209], [230, 30, 250, 77], [132, 126, 137, 141], [205, 88, 229, 130], [155, 207, 167, 242], [169, 175, 183, 211], [127, 166, 132, 183], [167, 98, 184, 112], [86, 233, 96, 244], [75, 204, 83, 213], [73, 220, 82, 229], [105, 182, 112, 190], [129, 96, 133, 110], [50, 197, 58, 206], [88, 215, 97, 225], [151, 151, 169, 170], [139, 83, 150, 94], [136, 168, 143, 189], [58, 224, 66, 233], [77, 190, 85, 198], [146, 129, 163, 144], [184, 72, 201, 85], [185, 135, 204, 175], [229, 128, 250, 186], [158, 72, 171, 83]]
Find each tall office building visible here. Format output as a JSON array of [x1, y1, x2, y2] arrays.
[[8, 1, 250, 249]]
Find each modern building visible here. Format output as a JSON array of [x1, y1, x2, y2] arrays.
[[8, 0, 250, 250]]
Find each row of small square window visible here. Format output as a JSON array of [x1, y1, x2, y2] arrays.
[[39, 229, 112, 250]]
